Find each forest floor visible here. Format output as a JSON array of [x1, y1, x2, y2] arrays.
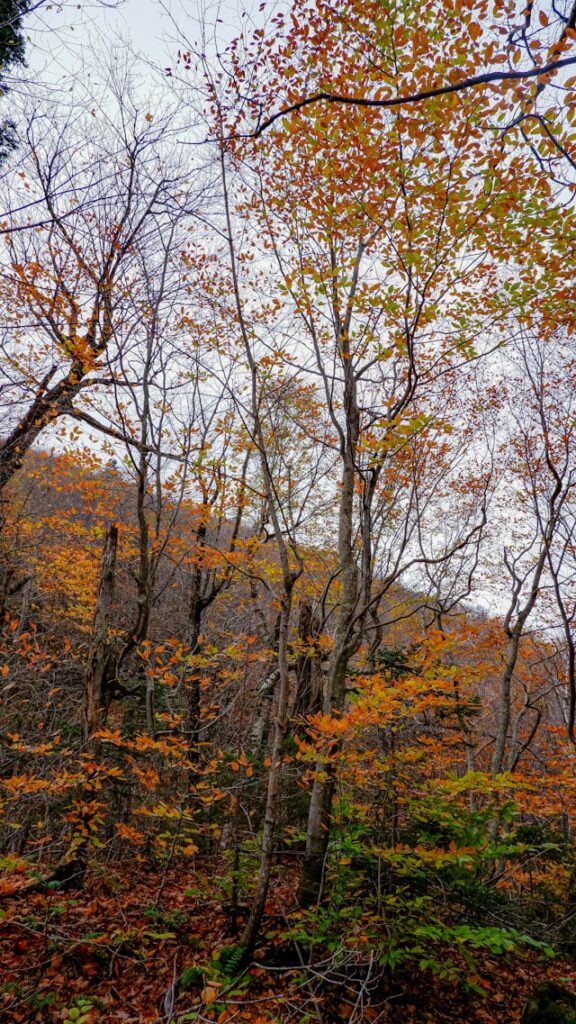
[[0, 859, 573, 1024]]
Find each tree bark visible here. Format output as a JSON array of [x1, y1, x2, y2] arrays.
[[240, 584, 295, 955], [0, 365, 84, 497], [292, 601, 323, 721], [83, 523, 118, 748], [297, 414, 360, 906]]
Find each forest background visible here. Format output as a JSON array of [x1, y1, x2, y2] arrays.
[[1, 0, 576, 1022]]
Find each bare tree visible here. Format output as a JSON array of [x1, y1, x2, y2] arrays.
[[0, 70, 196, 501]]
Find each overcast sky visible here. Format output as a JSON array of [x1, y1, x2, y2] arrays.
[[22, 1, 176, 87], [22, 0, 261, 90]]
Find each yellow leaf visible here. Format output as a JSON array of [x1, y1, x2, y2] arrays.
[[202, 984, 220, 1004]]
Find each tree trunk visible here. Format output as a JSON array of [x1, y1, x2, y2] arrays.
[[298, 451, 359, 906], [240, 585, 294, 956], [83, 524, 118, 748], [249, 667, 280, 755], [292, 601, 323, 721], [0, 365, 84, 496], [491, 543, 547, 776], [187, 583, 203, 765], [220, 139, 302, 959]]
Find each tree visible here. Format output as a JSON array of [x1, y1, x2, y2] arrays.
[[0, 74, 197, 504], [219, 19, 571, 900], [0, 2, 25, 154], [497, 329, 576, 755], [83, 522, 118, 746], [229, 0, 576, 187], [3, 7, 576, 1008], [0, 2, 126, 161]]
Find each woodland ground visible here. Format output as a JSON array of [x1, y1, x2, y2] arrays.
[[0, 860, 574, 1024]]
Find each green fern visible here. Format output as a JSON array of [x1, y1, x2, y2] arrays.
[[180, 966, 204, 990], [217, 944, 246, 978]]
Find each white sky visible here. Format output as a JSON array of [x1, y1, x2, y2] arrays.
[[21, 1, 175, 89], [9, 0, 569, 627], [22, 0, 258, 88]]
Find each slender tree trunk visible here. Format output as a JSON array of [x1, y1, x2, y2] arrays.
[[298, 450, 359, 906], [187, 569, 204, 765], [490, 627, 523, 776], [83, 524, 118, 748], [249, 667, 280, 755], [240, 584, 294, 955], [491, 542, 548, 775], [219, 136, 302, 958], [296, 236, 366, 907], [116, 352, 157, 730]]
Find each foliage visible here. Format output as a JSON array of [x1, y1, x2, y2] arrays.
[[0, 1, 28, 161], [1, 0, 576, 1020]]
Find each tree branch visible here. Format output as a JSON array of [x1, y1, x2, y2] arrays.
[[252, 55, 576, 137]]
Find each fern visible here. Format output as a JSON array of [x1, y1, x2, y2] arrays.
[[217, 944, 246, 978]]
